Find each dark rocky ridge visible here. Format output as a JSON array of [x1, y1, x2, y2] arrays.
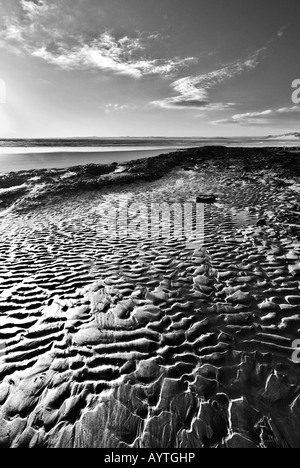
[[1, 146, 300, 212]]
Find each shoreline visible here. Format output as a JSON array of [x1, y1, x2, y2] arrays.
[[0, 146, 300, 214], [0, 143, 299, 174]]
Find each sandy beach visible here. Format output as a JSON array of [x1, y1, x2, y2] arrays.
[[1, 146, 300, 448]]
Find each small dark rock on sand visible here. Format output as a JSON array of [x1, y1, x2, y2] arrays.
[[256, 219, 267, 227], [196, 194, 218, 204]]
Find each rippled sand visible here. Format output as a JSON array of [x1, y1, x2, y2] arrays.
[[1, 148, 300, 448]]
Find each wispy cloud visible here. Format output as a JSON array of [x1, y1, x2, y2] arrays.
[[20, 0, 50, 19], [212, 106, 300, 125], [0, 1, 196, 78], [31, 34, 196, 78], [102, 103, 138, 114], [277, 25, 288, 38], [152, 49, 266, 109]]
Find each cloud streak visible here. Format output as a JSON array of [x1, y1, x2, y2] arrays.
[[152, 49, 266, 110], [212, 106, 300, 125]]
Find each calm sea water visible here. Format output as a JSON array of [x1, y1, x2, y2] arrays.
[[0, 146, 179, 173], [0, 139, 298, 173]]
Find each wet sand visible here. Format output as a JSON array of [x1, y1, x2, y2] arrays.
[[1, 146, 300, 448]]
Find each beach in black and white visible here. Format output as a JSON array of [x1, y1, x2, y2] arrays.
[[1, 0, 300, 451]]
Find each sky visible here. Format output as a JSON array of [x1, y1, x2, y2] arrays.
[[0, 0, 299, 138]]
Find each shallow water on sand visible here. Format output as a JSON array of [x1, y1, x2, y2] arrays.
[[0, 147, 176, 173], [1, 167, 300, 448]]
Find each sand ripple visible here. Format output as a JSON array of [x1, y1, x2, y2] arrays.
[[1, 151, 300, 448]]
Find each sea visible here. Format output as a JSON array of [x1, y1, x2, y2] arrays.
[[0, 138, 298, 173]]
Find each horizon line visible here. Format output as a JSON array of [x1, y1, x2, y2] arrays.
[[0, 134, 299, 140]]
